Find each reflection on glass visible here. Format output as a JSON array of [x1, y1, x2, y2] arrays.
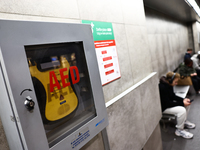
[[25, 42, 96, 147]]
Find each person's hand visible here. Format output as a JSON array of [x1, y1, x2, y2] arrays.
[[191, 73, 197, 76], [183, 98, 191, 107]]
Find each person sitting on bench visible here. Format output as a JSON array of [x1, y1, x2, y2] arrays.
[[191, 51, 200, 77], [159, 72, 195, 139], [184, 48, 193, 61], [179, 58, 200, 94]]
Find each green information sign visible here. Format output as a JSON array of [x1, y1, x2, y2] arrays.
[[82, 20, 114, 41], [82, 20, 121, 85]]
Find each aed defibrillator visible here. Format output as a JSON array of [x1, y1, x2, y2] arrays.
[[29, 55, 79, 124]]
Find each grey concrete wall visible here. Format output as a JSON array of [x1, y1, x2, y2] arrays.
[[145, 7, 190, 78], [143, 124, 163, 150], [0, 0, 152, 103], [106, 74, 161, 150], [0, 1, 192, 150], [188, 25, 195, 52], [193, 22, 200, 53]]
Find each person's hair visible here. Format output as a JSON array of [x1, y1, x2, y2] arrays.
[[184, 58, 193, 66], [166, 72, 180, 82], [187, 48, 192, 52]]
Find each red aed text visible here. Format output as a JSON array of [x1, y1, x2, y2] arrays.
[[49, 66, 80, 92]]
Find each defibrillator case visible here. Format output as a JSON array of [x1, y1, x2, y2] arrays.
[[0, 20, 108, 150]]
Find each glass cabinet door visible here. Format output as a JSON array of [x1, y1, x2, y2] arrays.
[[25, 42, 97, 147]]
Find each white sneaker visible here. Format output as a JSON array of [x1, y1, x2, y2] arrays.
[[175, 129, 193, 139], [184, 120, 196, 129]]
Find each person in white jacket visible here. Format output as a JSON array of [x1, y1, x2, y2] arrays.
[[191, 51, 200, 77]]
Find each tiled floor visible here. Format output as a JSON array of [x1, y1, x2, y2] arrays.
[[160, 94, 200, 150]]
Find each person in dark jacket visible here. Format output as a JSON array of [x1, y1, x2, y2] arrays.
[[184, 48, 193, 61], [179, 58, 200, 94], [159, 71, 195, 139]]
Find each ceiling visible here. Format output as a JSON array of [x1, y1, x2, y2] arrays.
[[143, 0, 200, 23]]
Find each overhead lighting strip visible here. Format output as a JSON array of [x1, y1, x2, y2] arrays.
[[185, 0, 200, 17]]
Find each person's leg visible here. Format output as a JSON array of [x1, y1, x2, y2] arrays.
[[196, 69, 200, 77], [185, 105, 190, 116], [184, 105, 195, 128], [191, 77, 199, 92], [163, 106, 193, 139], [163, 106, 186, 129], [195, 76, 200, 87]]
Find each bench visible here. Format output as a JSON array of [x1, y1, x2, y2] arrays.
[[161, 85, 190, 129]]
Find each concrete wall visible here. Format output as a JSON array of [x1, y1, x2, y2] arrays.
[[0, 0, 191, 150], [143, 124, 162, 150], [145, 7, 190, 78], [192, 22, 200, 53], [106, 74, 162, 150]]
